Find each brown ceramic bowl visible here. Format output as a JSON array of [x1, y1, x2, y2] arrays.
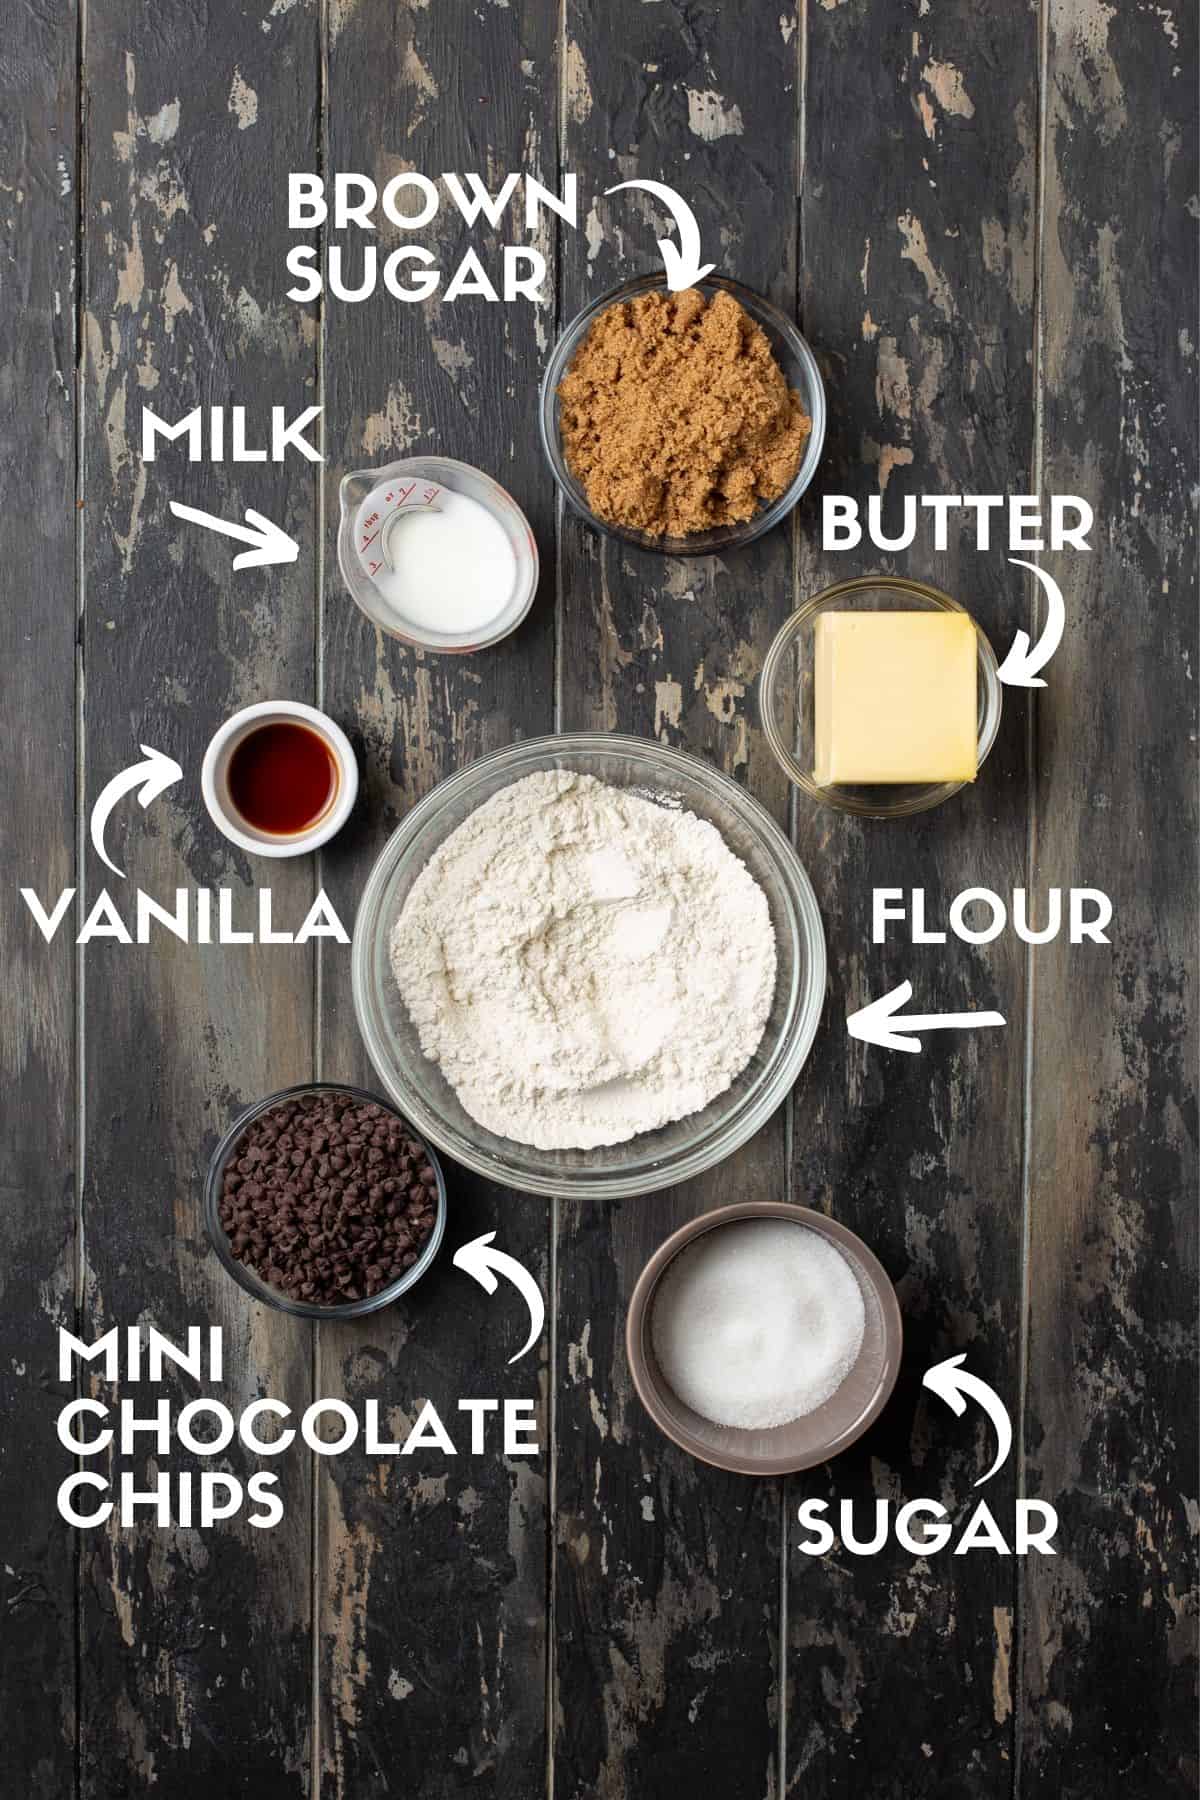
[[626, 1201, 902, 1476]]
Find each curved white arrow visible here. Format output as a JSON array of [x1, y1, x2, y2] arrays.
[[847, 979, 1005, 1055], [998, 558, 1066, 688], [604, 179, 715, 290], [90, 744, 183, 879], [453, 1232, 545, 1365], [169, 500, 299, 571], [923, 1353, 1012, 1486]]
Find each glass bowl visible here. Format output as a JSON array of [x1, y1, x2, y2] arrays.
[[351, 734, 827, 1201], [204, 1082, 447, 1319], [759, 576, 1003, 819], [538, 274, 826, 557]]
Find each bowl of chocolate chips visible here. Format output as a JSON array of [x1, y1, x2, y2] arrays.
[[205, 1083, 446, 1318]]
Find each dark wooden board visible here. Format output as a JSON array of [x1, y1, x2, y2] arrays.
[[1020, 6, 1199, 1794], [316, 3, 558, 1794], [77, 2, 320, 1791], [0, 1, 1195, 1794], [0, 4, 81, 1795], [786, 1, 1038, 1792], [553, 7, 801, 1795]]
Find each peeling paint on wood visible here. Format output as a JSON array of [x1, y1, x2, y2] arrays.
[[1021, 4, 1198, 1792], [787, 1, 1038, 1790], [77, 0, 321, 1791], [554, 4, 799, 1795], [1, 2, 80, 1794], [2, 0, 1195, 1794], [316, 1, 556, 1793]]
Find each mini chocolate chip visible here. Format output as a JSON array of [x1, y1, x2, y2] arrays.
[[218, 1092, 438, 1308]]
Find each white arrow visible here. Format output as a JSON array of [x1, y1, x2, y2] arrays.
[[452, 1232, 545, 1366], [90, 744, 183, 879], [923, 1353, 1012, 1487], [604, 179, 715, 290], [169, 500, 299, 571], [847, 979, 1006, 1055], [997, 557, 1066, 688]]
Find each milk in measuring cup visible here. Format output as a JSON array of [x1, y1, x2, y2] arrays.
[[356, 480, 516, 638]]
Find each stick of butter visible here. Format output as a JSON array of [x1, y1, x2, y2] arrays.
[[813, 611, 978, 784]]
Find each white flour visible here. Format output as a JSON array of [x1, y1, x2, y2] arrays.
[[389, 770, 777, 1150]]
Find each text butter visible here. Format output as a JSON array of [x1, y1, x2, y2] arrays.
[[814, 612, 978, 785]]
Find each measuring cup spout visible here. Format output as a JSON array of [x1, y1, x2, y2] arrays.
[[338, 467, 375, 513]]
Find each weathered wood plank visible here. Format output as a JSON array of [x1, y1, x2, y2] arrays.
[[0, 5, 80, 1795], [316, 2, 557, 1793], [786, 1, 1038, 1791], [1019, 4, 1198, 1792], [79, 2, 319, 1791], [2, 1, 1195, 1791], [554, 9, 801, 1795]]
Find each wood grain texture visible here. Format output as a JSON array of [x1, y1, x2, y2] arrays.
[[1020, 4, 1199, 1794], [78, 2, 319, 1791], [0, 1, 1195, 1793], [0, 4, 80, 1795], [786, 2, 1038, 1792], [554, 7, 800, 1795], [315, 3, 557, 1793]]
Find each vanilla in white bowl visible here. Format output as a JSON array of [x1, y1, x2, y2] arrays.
[[201, 701, 358, 858]]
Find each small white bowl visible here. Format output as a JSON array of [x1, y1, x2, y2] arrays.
[[201, 701, 358, 858]]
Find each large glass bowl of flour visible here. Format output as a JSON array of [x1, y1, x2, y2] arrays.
[[352, 735, 826, 1201]]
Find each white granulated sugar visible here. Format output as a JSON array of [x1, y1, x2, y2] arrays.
[[651, 1221, 866, 1430], [389, 770, 776, 1151]]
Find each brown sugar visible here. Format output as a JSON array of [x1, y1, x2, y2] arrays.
[[557, 287, 812, 539]]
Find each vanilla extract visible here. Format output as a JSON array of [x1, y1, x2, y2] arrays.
[[20, 884, 349, 946]]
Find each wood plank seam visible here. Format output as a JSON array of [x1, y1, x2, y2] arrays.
[[1013, 1, 1054, 1792], [313, 2, 331, 1790], [73, 1, 88, 1792], [781, 3, 809, 1790]]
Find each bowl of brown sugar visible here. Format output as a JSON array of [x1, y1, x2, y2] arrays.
[[540, 274, 826, 555]]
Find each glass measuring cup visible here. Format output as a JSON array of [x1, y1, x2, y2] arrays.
[[336, 455, 539, 653]]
